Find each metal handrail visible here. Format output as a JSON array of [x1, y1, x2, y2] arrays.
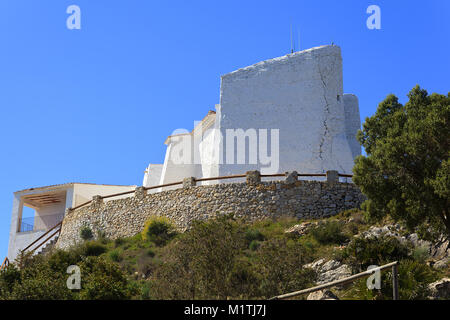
[[18, 213, 64, 233], [0, 257, 9, 271], [269, 261, 399, 300]]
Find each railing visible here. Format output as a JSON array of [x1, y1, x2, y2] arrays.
[[269, 261, 399, 300], [18, 213, 65, 233], [1, 221, 63, 271], [70, 171, 353, 212], [14, 170, 353, 270], [19, 219, 34, 232], [21, 221, 62, 254], [0, 257, 9, 272]]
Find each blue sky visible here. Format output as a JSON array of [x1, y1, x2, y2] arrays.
[[0, 0, 448, 259]]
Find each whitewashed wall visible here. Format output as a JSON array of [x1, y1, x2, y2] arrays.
[[72, 184, 136, 206], [143, 164, 163, 192], [217, 45, 356, 176], [343, 94, 361, 159], [152, 45, 361, 186], [7, 184, 136, 261]]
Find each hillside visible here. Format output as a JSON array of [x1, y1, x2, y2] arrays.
[[0, 210, 448, 300]]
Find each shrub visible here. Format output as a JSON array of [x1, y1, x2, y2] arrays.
[[46, 249, 81, 274], [1, 254, 74, 300], [150, 215, 247, 299], [9, 265, 74, 300], [114, 238, 125, 247], [346, 223, 360, 236], [109, 249, 123, 262], [342, 236, 411, 271], [310, 221, 349, 245], [255, 238, 315, 298], [141, 216, 176, 246], [78, 256, 135, 300], [140, 282, 151, 300], [0, 264, 21, 298], [344, 260, 439, 300], [411, 245, 430, 263], [96, 229, 108, 244], [245, 228, 265, 244], [80, 226, 93, 241], [229, 258, 261, 298], [81, 241, 107, 257], [249, 240, 261, 251]]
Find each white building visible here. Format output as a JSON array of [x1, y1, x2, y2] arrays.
[[6, 45, 361, 262], [7, 183, 135, 261], [144, 45, 361, 188]]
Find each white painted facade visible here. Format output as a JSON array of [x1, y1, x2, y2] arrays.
[[6, 45, 360, 262], [7, 183, 135, 261], [143, 45, 361, 188]]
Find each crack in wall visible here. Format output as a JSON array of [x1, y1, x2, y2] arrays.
[[316, 60, 331, 170], [315, 53, 340, 172]]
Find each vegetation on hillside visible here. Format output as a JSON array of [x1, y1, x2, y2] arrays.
[[0, 212, 445, 300]]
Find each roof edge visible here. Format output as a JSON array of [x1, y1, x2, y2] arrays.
[[15, 182, 137, 194]]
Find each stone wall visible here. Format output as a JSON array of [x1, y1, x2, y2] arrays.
[[55, 172, 365, 250]]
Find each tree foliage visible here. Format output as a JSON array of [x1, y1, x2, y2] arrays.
[[353, 86, 450, 236], [149, 215, 315, 299]]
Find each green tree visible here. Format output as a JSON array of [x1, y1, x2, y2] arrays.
[[353, 86, 450, 236], [78, 256, 134, 300], [151, 215, 247, 299]]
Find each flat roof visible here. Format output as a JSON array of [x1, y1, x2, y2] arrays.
[[15, 182, 136, 194]]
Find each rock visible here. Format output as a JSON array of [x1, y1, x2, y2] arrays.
[[428, 278, 450, 300], [407, 233, 432, 251], [307, 290, 339, 300], [304, 259, 325, 272], [304, 259, 352, 285], [360, 225, 403, 240], [430, 237, 449, 261], [284, 222, 317, 237], [321, 260, 341, 272], [432, 257, 449, 270], [317, 264, 352, 284]]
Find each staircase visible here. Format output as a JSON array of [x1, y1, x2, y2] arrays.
[[37, 236, 59, 255], [21, 221, 62, 256], [0, 222, 62, 272]]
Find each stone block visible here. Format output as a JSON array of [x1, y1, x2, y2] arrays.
[[246, 171, 261, 186], [135, 186, 147, 199], [326, 170, 339, 184], [183, 177, 196, 188], [285, 171, 298, 184]]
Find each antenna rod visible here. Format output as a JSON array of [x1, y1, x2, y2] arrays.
[[290, 24, 293, 53]]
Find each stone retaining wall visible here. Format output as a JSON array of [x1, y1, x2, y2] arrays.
[[56, 172, 365, 250]]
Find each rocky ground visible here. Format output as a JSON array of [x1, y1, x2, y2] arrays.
[[285, 219, 449, 300]]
